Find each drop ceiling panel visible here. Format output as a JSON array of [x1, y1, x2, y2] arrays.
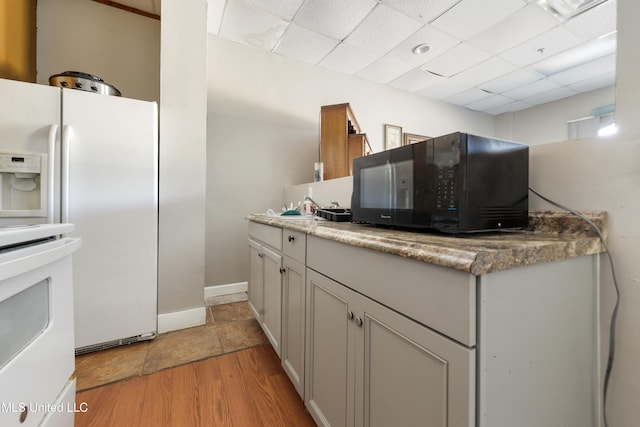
[[416, 76, 472, 99], [194, 0, 618, 115], [356, 55, 417, 84], [466, 94, 517, 111], [445, 87, 494, 106], [453, 57, 518, 86], [421, 42, 491, 77], [522, 86, 577, 105], [430, 0, 527, 40], [382, 0, 463, 23], [499, 26, 581, 67], [568, 71, 615, 93], [387, 25, 461, 66], [293, 0, 377, 40], [502, 77, 561, 99], [274, 24, 340, 65], [485, 100, 532, 115], [344, 4, 423, 55], [479, 68, 543, 93], [389, 69, 441, 92], [467, 4, 558, 55], [319, 42, 380, 74], [242, 0, 304, 20], [562, 0, 617, 40], [218, 0, 287, 50], [547, 53, 616, 85]]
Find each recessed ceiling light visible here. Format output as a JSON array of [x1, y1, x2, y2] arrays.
[[412, 43, 431, 54]]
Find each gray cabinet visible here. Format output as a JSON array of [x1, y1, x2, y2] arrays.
[[248, 222, 283, 356], [305, 268, 474, 427], [247, 220, 599, 427], [282, 229, 307, 398]]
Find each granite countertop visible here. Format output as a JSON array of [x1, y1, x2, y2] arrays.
[[246, 211, 607, 276]]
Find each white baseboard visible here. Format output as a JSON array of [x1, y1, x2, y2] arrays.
[[157, 306, 206, 334], [204, 281, 248, 299], [157, 283, 248, 334]]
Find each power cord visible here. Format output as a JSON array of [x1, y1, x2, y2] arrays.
[[528, 187, 620, 427]]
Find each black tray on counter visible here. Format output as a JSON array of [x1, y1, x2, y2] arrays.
[[315, 208, 352, 222]]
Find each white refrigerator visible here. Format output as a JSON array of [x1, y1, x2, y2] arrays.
[[0, 78, 158, 353]]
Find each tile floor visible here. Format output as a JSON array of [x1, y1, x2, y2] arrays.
[[75, 293, 269, 391]]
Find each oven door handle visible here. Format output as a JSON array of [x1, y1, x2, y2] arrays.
[[0, 237, 81, 283]]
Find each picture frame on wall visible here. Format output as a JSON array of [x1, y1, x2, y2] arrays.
[[403, 133, 429, 145], [384, 124, 402, 150]]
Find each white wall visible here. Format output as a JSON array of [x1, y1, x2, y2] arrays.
[[158, 0, 208, 327], [36, 0, 160, 103], [496, 85, 615, 145], [528, 1, 640, 425], [205, 35, 496, 287]]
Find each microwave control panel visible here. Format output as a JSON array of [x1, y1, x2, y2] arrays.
[[433, 138, 460, 212]]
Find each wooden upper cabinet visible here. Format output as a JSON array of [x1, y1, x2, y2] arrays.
[[320, 103, 371, 180]]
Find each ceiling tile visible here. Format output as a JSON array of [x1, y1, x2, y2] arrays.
[[274, 23, 340, 64], [466, 94, 517, 111], [431, 0, 526, 40], [568, 71, 615, 93], [417, 76, 472, 99], [453, 56, 518, 86], [468, 4, 558, 55], [421, 42, 491, 77], [547, 53, 616, 86], [445, 87, 494, 106], [293, 0, 377, 40], [389, 69, 441, 92], [502, 78, 560, 99], [241, 0, 304, 20], [344, 4, 423, 55], [356, 55, 417, 84], [387, 24, 461, 66], [219, 0, 288, 51], [522, 86, 577, 105], [499, 26, 581, 66], [478, 68, 543, 93], [563, 0, 617, 41], [484, 100, 533, 115], [382, 0, 462, 22], [531, 31, 616, 76], [319, 42, 381, 74]]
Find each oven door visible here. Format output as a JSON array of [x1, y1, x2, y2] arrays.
[[0, 237, 81, 427]]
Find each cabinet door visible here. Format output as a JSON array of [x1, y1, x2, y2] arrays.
[[282, 256, 306, 398], [262, 245, 282, 356], [248, 239, 264, 322], [357, 296, 475, 427], [305, 269, 356, 427]]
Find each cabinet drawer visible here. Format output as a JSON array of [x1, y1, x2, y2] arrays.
[[307, 235, 476, 347], [248, 222, 282, 250], [282, 230, 306, 263]]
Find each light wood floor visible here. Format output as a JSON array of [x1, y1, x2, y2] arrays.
[[75, 344, 316, 427]]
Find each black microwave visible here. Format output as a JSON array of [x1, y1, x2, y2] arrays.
[[351, 132, 529, 233]]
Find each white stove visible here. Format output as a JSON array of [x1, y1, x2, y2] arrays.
[[0, 223, 80, 427]]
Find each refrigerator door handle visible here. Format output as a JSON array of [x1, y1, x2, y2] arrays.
[[61, 125, 73, 224], [47, 124, 58, 224]]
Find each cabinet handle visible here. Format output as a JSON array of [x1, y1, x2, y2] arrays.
[[279, 267, 286, 274], [258, 253, 264, 258], [354, 316, 363, 327], [288, 235, 295, 242], [347, 311, 354, 320]]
